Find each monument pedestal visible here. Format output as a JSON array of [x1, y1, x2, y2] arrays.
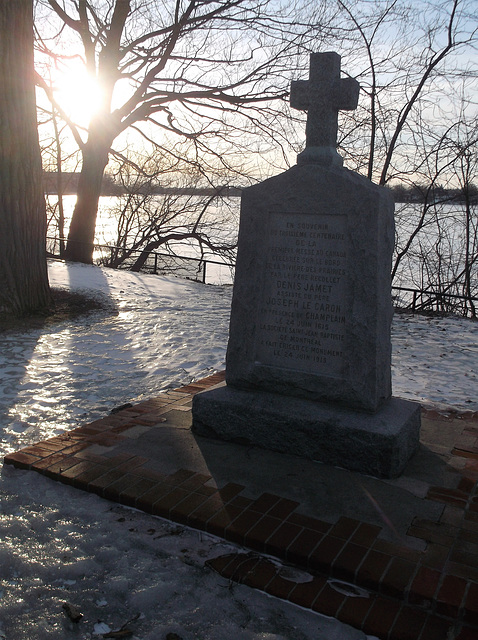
[[192, 385, 421, 479]]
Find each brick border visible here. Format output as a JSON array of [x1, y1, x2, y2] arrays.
[[4, 371, 478, 640]]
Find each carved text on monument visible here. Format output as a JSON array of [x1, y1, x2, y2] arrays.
[[255, 212, 347, 375]]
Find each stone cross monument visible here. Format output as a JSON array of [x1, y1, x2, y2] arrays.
[[192, 52, 421, 478], [290, 51, 359, 161]]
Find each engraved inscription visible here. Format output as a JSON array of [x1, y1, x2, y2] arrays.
[[255, 213, 347, 375]]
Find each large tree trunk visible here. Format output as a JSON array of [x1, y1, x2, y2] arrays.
[[63, 127, 110, 264], [0, 0, 51, 316]]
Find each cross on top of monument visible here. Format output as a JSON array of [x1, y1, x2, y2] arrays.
[[290, 52, 359, 161]]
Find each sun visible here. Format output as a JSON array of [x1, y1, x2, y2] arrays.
[[53, 59, 104, 127]]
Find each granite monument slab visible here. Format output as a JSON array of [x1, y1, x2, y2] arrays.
[[192, 52, 421, 478]]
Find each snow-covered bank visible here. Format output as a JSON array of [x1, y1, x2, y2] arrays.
[[1, 262, 230, 456], [0, 260, 476, 640]]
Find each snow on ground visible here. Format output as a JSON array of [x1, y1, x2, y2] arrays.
[[2, 262, 230, 456], [0, 260, 476, 640], [1, 467, 370, 640], [392, 311, 477, 410]]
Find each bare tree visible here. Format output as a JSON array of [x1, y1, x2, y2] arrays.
[[0, 0, 51, 316], [96, 153, 238, 275], [35, 0, 313, 263], [453, 124, 477, 317], [308, 0, 477, 315], [39, 101, 82, 257], [391, 113, 477, 316], [304, 0, 477, 184]]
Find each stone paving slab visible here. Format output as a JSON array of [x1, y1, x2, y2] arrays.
[[4, 370, 478, 640]]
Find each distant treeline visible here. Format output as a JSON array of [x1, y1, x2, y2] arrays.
[[390, 182, 478, 204], [43, 171, 242, 198], [43, 171, 476, 204]]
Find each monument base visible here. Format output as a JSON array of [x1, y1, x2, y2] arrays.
[[192, 385, 421, 479]]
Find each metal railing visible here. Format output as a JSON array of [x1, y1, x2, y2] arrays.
[[47, 237, 476, 316], [46, 237, 235, 285], [391, 285, 477, 316]]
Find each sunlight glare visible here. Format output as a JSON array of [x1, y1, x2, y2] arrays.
[[54, 61, 103, 126]]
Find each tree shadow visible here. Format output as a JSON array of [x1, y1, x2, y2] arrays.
[[0, 272, 117, 457]]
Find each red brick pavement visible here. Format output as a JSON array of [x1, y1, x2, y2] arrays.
[[4, 370, 478, 640]]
